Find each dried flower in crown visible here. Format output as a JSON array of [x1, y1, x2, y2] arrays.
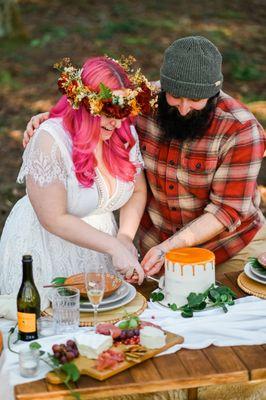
[[53, 56, 158, 119]]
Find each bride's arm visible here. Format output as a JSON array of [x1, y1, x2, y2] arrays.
[[27, 177, 117, 254], [117, 171, 147, 241], [27, 177, 144, 283]]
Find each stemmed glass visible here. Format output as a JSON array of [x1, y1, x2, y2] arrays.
[[85, 265, 105, 327]]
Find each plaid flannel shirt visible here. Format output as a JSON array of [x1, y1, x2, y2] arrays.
[[136, 91, 266, 265]]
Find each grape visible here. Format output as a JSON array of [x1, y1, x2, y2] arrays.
[[128, 318, 139, 328], [134, 329, 140, 336], [54, 351, 61, 359], [127, 330, 134, 338], [118, 320, 129, 329], [66, 340, 75, 347], [66, 351, 75, 361], [60, 355, 67, 364], [120, 331, 127, 339], [73, 349, 79, 357], [52, 344, 60, 353]]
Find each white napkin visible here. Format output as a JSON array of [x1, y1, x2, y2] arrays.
[[141, 296, 266, 355], [0, 293, 50, 321], [0, 294, 18, 320]]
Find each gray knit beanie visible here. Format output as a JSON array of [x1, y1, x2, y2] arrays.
[[160, 36, 223, 99]]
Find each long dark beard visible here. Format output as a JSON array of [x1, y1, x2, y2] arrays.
[[156, 91, 218, 142]]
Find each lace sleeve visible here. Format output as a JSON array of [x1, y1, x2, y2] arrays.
[[17, 129, 68, 188], [129, 125, 145, 173]]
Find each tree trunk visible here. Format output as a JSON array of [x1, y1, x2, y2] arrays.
[[0, 0, 26, 38]]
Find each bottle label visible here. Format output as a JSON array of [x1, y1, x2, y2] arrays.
[[17, 312, 36, 333]]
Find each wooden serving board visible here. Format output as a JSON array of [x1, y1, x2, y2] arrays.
[[46, 331, 184, 382]]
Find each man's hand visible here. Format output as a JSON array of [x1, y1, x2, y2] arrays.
[[23, 112, 49, 148], [141, 245, 166, 276]]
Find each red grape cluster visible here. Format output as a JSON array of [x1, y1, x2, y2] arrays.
[[52, 340, 79, 364], [115, 329, 140, 345]]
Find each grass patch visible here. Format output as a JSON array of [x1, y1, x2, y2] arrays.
[[97, 20, 140, 40], [223, 49, 263, 81], [0, 70, 21, 90], [123, 36, 151, 45], [30, 26, 68, 48]]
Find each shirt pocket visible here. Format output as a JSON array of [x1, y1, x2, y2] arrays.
[[177, 156, 218, 193]]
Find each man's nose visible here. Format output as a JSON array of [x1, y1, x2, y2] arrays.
[[178, 99, 191, 116]]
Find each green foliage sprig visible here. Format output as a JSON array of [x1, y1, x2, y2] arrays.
[[248, 257, 266, 276], [29, 342, 81, 400], [150, 284, 237, 318], [7, 327, 81, 400]]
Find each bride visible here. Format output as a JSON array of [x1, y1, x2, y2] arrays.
[[0, 56, 156, 309]]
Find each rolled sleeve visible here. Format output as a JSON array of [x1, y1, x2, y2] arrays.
[[204, 120, 265, 232]]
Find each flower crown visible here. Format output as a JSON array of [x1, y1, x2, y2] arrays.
[[54, 56, 158, 119]]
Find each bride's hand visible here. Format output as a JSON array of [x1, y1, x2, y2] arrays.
[[111, 241, 144, 285], [116, 233, 139, 259], [23, 112, 49, 148]]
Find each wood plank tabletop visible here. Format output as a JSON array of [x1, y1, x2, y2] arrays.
[[14, 271, 266, 400]]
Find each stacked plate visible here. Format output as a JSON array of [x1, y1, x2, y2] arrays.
[[244, 262, 266, 285], [80, 281, 136, 312]]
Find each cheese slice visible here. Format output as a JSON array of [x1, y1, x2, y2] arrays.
[[140, 326, 166, 349], [75, 332, 113, 359]]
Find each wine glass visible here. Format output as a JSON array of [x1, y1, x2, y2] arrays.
[[85, 266, 105, 327]]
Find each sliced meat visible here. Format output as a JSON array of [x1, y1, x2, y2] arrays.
[[95, 349, 125, 371], [96, 323, 121, 338]]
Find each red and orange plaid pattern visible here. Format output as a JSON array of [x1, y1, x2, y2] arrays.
[[136, 91, 266, 265]]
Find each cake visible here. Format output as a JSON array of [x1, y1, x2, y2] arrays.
[[160, 247, 215, 307]]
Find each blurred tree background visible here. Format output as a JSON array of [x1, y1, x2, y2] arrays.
[[0, 0, 265, 232]]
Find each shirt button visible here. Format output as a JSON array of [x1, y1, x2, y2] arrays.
[[169, 184, 174, 190], [171, 207, 177, 211], [169, 160, 175, 166], [196, 162, 201, 169]]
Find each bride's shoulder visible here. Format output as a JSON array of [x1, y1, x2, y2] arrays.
[[37, 118, 71, 147]]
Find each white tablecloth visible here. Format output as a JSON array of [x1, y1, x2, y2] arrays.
[[1, 295, 266, 400]]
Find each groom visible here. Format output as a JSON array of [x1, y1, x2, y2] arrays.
[[24, 36, 266, 276]]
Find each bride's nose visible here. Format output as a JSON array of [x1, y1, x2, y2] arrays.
[[111, 119, 122, 129]]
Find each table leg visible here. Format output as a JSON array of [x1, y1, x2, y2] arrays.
[[188, 388, 198, 400]]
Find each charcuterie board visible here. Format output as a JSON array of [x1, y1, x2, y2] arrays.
[[46, 330, 184, 382]]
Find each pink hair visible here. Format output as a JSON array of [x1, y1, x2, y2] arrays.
[[49, 57, 137, 187]]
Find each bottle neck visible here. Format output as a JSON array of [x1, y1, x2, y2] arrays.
[[22, 261, 34, 282]]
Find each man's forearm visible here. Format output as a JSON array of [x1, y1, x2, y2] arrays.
[[161, 212, 225, 252]]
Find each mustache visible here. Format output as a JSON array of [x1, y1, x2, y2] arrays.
[[156, 91, 218, 142]]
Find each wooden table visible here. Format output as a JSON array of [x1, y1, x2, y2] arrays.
[[15, 271, 266, 400]]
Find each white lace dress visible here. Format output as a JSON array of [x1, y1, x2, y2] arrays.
[[0, 118, 143, 308]]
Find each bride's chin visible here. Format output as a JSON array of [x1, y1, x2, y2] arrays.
[[100, 131, 113, 140]]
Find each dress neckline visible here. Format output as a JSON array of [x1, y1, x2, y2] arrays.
[[95, 167, 119, 207]]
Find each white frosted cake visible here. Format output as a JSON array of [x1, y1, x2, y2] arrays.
[[161, 247, 215, 307]]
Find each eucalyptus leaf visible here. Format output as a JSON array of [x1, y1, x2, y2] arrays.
[[51, 277, 66, 285], [61, 362, 80, 382], [29, 342, 41, 350]]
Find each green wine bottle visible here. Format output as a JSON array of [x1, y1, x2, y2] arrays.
[[17, 255, 40, 341]]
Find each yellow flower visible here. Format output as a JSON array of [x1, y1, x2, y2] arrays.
[[90, 98, 103, 115], [129, 98, 141, 116]]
